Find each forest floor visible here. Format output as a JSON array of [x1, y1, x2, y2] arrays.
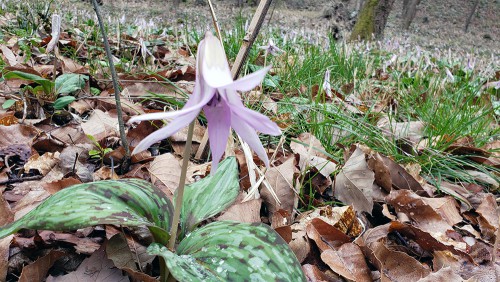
[[0, 0, 499, 281]]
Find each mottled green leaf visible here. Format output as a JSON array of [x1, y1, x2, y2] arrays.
[[178, 157, 239, 235], [0, 179, 173, 239], [147, 244, 221, 281], [2, 99, 16, 109], [53, 96, 76, 110], [55, 73, 88, 94], [4, 71, 53, 94], [150, 221, 306, 282]]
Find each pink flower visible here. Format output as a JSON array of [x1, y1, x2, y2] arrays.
[[128, 32, 281, 173], [258, 39, 283, 56]]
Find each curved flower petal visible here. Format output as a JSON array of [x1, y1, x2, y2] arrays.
[[220, 90, 281, 135], [200, 32, 233, 88], [203, 101, 231, 173], [231, 115, 270, 168], [128, 86, 215, 124], [221, 65, 272, 92], [131, 110, 200, 155]]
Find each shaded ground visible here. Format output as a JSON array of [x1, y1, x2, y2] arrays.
[[97, 0, 499, 58]]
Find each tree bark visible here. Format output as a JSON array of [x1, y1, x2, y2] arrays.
[[349, 0, 395, 41], [402, 0, 420, 30], [464, 0, 480, 32]]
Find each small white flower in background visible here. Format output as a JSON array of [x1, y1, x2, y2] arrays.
[[46, 14, 61, 53], [383, 54, 398, 72], [139, 38, 153, 63], [445, 67, 455, 83], [244, 19, 249, 32], [466, 55, 476, 71], [258, 39, 283, 56], [322, 69, 332, 98]]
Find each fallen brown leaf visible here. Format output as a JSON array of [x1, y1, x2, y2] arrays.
[[0, 236, 12, 282], [302, 264, 341, 282], [19, 250, 66, 282], [334, 146, 374, 214], [321, 243, 372, 282], [416, 267, 463, 282], [261, 156, 297, 224], [386, 189, 453, 235], [306, 218, 350, 252], [46, 242, 128, 282], [217, 192, 262, 223]]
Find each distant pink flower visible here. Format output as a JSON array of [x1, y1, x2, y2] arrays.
[[259, 39, 283, 56], [128, 32, 281, 173]]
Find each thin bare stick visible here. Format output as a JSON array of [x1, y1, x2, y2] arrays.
[[207, 0, 223, 47], [90, 0, 131, 172], [231, 0, 273, 79]]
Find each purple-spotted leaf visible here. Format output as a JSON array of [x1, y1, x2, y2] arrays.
[[148, 221, 306, 281], [178, 157, 239, 235], [0, 179, 173, 239]]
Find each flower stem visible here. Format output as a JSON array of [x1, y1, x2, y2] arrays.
[[168, 121, 195, 250], [91, 0, 131, 172]]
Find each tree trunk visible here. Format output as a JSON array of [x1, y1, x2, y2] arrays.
[[349, 0, 395, 41], [402, 0, 420, 30], [464, 0, 480, 32], [173, 0, 180, 8], [356, 0, 365, 14]]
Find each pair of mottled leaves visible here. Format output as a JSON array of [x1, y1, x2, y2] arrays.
[[0, 157, 305, 281]]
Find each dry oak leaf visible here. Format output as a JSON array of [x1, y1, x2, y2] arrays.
[[306, 218, 351, 252], [371, 239, 431, 281], [23, 152, 60, 176], [475, 193, 499, 241], [386, 189, 453, 235], [261, 156, 297, 224], [80, 109, 119, 141], [416, 267, 463, 282], [18, 250, 66, 282], [321, 243, 372, 282], [47, 243, 128, 282], [302, 264, 341, 282], [334, 146, 374, 214], [217, 192, 262, 223]]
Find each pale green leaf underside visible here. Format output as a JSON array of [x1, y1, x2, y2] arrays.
[[179, 157, 239, 235], [55, 73, 88, 94], [0, 179, 173, 239], [151, 221, 306, 282]]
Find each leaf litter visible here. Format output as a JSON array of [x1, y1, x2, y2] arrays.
[[0, 1, 499, 281]]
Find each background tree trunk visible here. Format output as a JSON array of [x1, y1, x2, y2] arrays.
[[173, 0, 180, 8], [349, 0, 395, 41], [402, 0, 420, 30], [464, 0, 480, 32]]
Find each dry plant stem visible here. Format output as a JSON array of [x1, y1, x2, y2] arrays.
[[91, 0, 131, 170], [207, 0, 223, 47], [231, 0, 273, 79]]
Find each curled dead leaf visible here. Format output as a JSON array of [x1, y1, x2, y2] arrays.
[[334, 146, 374, 214]]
